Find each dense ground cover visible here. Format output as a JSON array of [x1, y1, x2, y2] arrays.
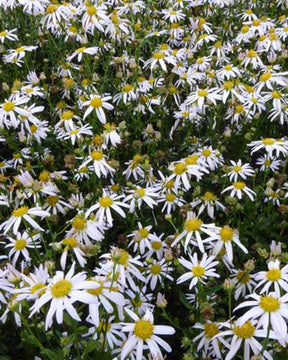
[[0, 0, 288, 358]]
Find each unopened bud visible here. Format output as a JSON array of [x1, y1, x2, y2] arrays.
[[156, 293, 167, 308]]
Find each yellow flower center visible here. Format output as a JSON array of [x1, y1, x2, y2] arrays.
[[61, 110, 74, 120], [202, 149, 212, 157], [47, 195, 59, 206], [135, 188, 145, 198], [122, 85, 133, 93], [252, 19, 261, 26], [272, 91, 281, 99], [224, 65, 233, 71], [79, 166, 88, 173], [165, 180, 174, 189], [30, 124, 38, 133], [262, 138, 275, 145], [160, 43, 168, 50], [214, 41, 222, 48], [87, 281, 104, 296], [233, 321, 255, 338], [165, 193, 176, 202], [70, 129, 79, 135], [87, 5, 97, 16], [233, 181, 246, 190], [39, 170, 50, 182], [185, 155, 199, 165], [259, 295, 280, 312], [99, 196, 113, 208], [153, 52, 165, 60], [138, 228, 149, 239], [15, 239, 27, 250], [90, 97, 103, 108], [235, 104, 244, 113], [75, 47, 86, 53], [50, 280, 72, 298], [204, 323, 219, 338], [220, 226, 234, 242], [47, 4, 57, 13], [247, 49, 257, 58], [185, 218, 203, 232], [91, 151, 103, 161], [3, 101, 15, 112], [30, 283, 46, 296], [12, 206, 28, 217], [152, 241, 162, 250], [72, 217, 87, 230], [260, 72, 272, 82], [241, 25, 250, 33], [266, 268, 281, 282], [233, 165, 242, 172], [62, 237, 78, 248], [202, 192, 216, 201], [134, 320, 154, 340], [150, 264, 162, 275], [224, 81, 234, 90], [0, 30, 8, 37], [174, 162, 187, 175], [118, 249, 130, 266], [236, 271, 250, 284], [192, 265, 205, 277], [98, 321, 111, 333], [197, 89, 209, 97], [169, 86, 178, 94], [111, 184, 120, 192]]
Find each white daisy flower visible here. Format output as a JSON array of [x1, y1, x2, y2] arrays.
[[86, 190, 129, 227], [177, 253, 219, 290], [215, 319, 274, 360], [0, 206, 50, 234], [231, 269, 257, 301], [224, 160, 255, 182], [235, 292, 288, 340], [5, 231, 41, 266], [145, 259, 173, 291], [29, 263, 100, 330], [82, 94, 114, 124], [66, 46, 99, 63], [60, 237, 87, 270], [171, 212, 216, 252], [211, 225, 248, 263], [255, 259, 288, 295], [83, 275, 125, 327], [121, 308, 175, 360], [80, 150, 115, 178], [221, 181, 256, 201], [248, 138, 288, 158], [99, 247, 145, 291], [0, 95, 30, 128]]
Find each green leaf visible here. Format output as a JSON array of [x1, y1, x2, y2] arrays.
[[41, 349, 60, 360], [85, 339, 100, 354]]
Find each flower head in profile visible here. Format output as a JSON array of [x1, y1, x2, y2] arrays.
[[221, 181, 256, 201], [121, 308, 175, 360], [0, 206, 50, 234]]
